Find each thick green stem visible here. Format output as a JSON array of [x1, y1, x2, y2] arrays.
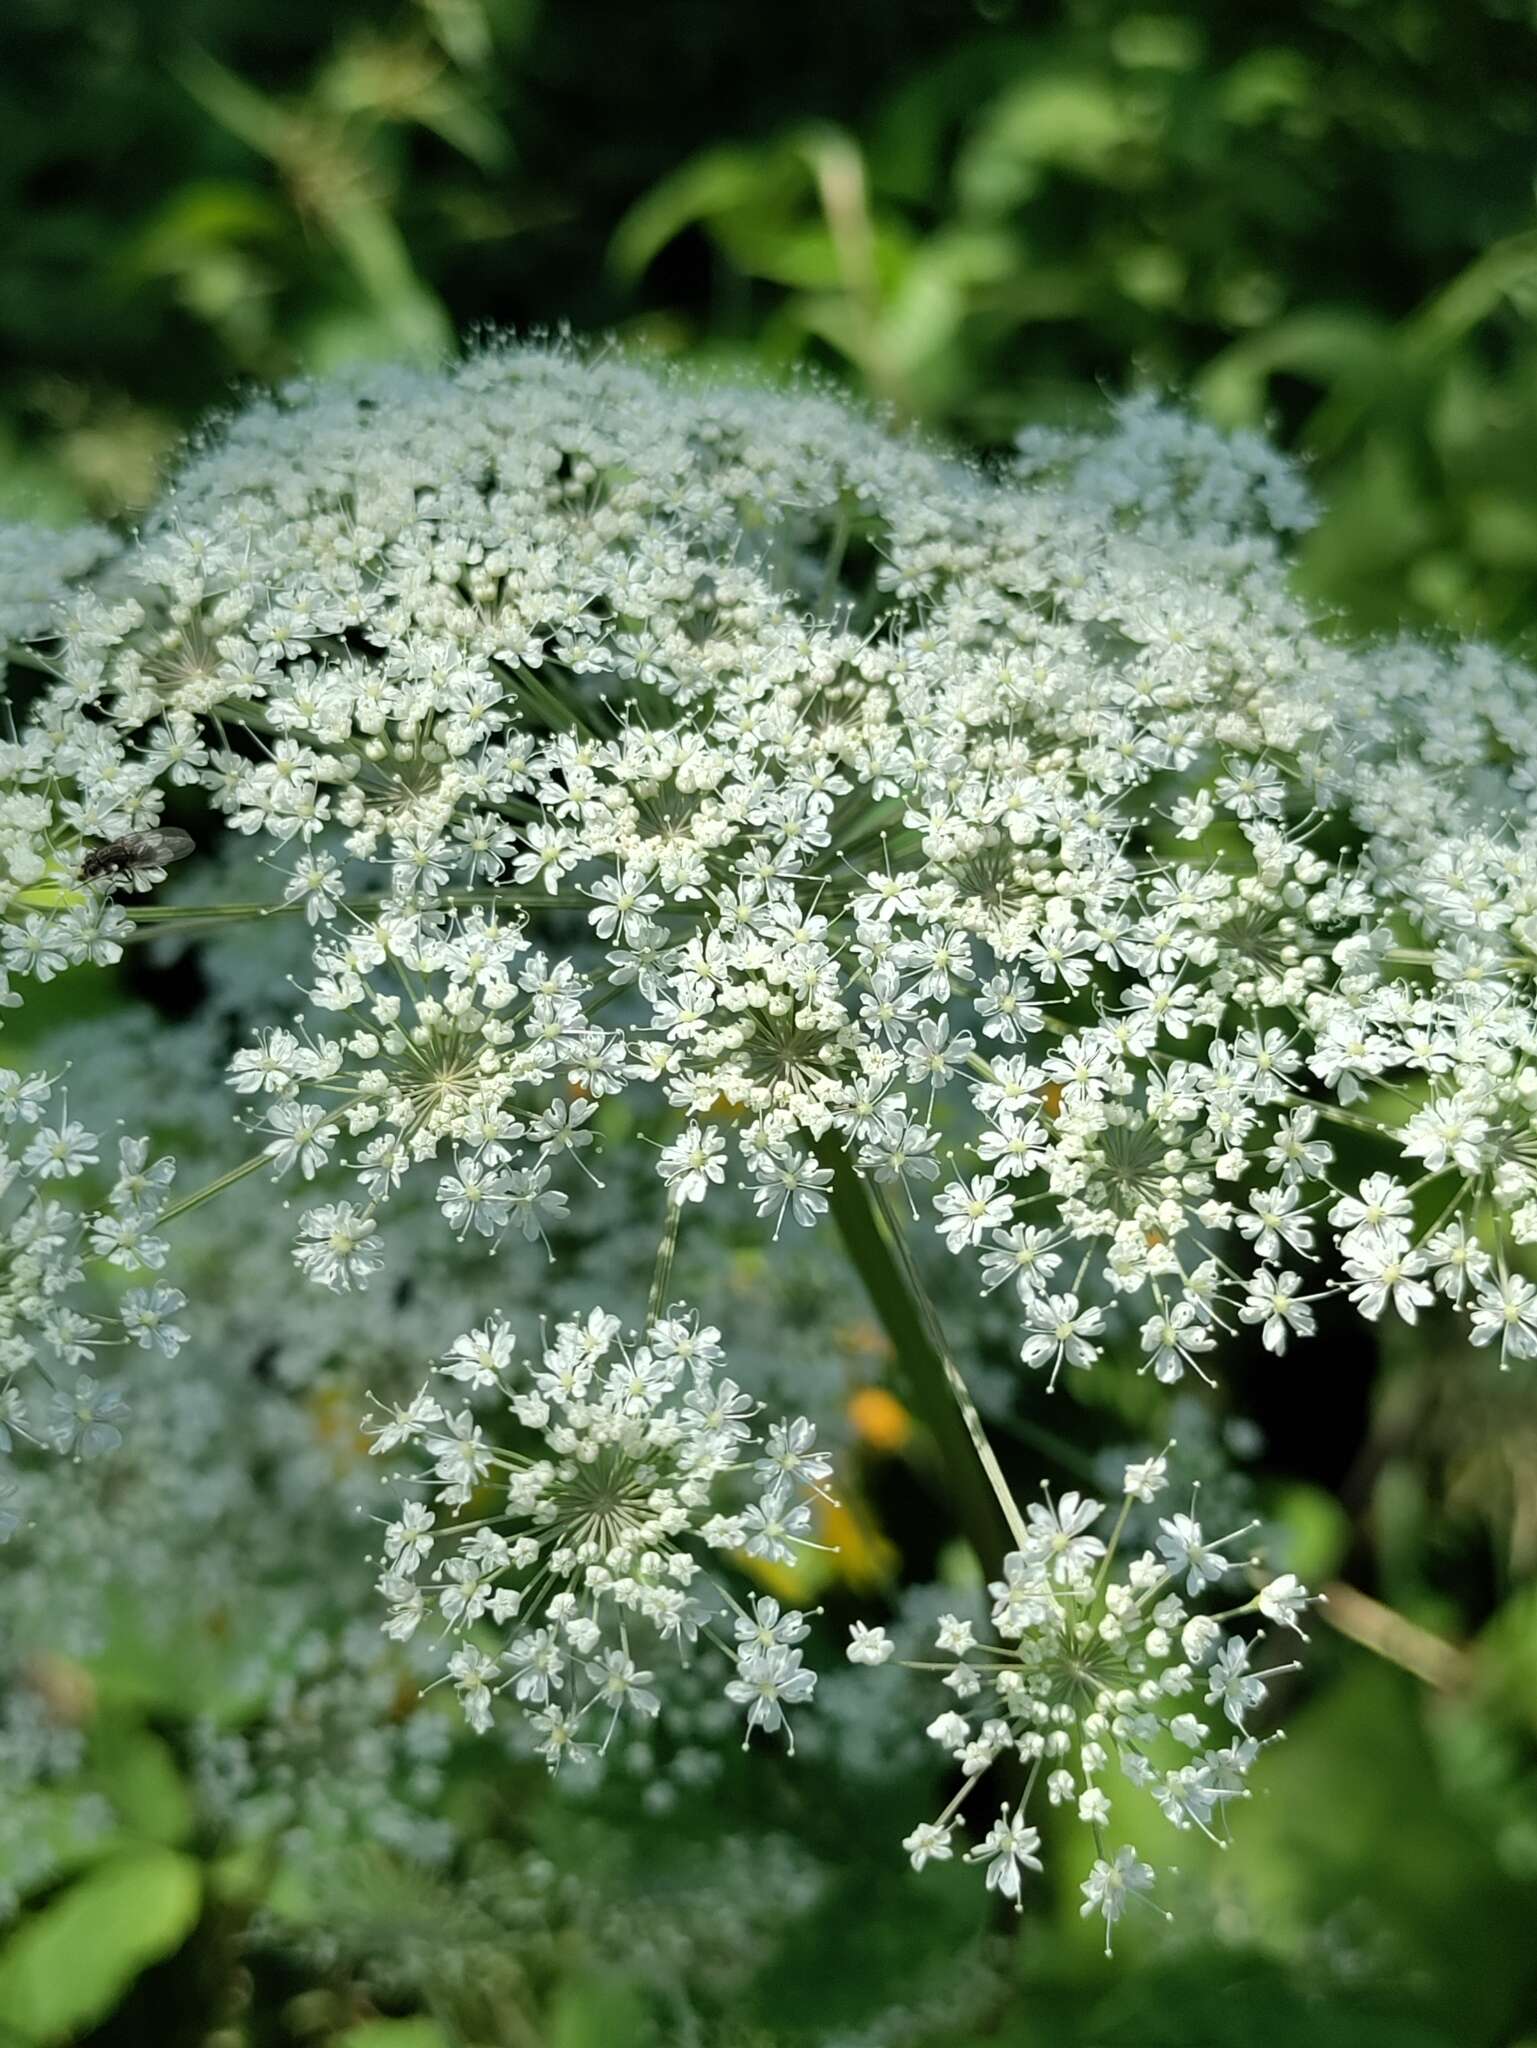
[[816, 1137, 1016, 1565]]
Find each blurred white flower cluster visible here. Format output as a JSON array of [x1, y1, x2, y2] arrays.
[[0, 1066, 183, 1452]]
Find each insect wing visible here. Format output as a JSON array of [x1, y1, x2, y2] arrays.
[[129, 827, 196, 867]]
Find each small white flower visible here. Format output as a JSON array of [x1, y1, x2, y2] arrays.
[[1257, 1573, 1312, 1637], [658, 1121, 727, 1204], [967, 1808, 1043, 1907], [935, 1613, 976, 1655], [847, 1622, 895, 1665], [1080, 1846, 1158, 1955], [1122, 1451, 1170, 1502], [1156, 1513, 1230, 1598], [902, 1821, 953, 1870]]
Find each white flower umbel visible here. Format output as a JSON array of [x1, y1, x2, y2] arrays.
[[2, 344, 1535, 1385], [370, 1304, 829, 1763], [849, 1458, 1311, 1951]]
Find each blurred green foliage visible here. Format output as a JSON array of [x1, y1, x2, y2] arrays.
[[611, 1, 1537, 638], [0, 0, 956, 512], [6, 0, 1537, 2041], [6, 0, 1537, 638]]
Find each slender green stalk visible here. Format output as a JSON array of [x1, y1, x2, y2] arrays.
[[816, 502, 851, 612], [815, 1137, 1017, 1563], [499, 658, 609, 741], [155, 1148, 273, 1225], [122, 901, 290, 923], [117, 887, 699, 938], [156, 1093, 367, 1226], [647, 1197, 683, 1325], [867, 1178, 1033, 1555]]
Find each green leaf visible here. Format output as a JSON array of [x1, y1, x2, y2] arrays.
[[130, 178, 288, 266], [1196, 308, 1391, 427], [549, 1977, 656, 2048], [955, 68, 1135, 213], [1474, 1580, 1537, 1729], [88, 1720, 193, 1846], [175, 51, 295, 162], [0, 1847, 201, 2045], [1465, 491, 1537, 569], [999, 1945, 1462, 2048], [86, 1588, 255, 1721], [609, 145, 797, 278], [335, 2022, 457, 2048]]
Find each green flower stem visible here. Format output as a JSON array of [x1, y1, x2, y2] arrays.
[[121, 901, 291, 923], [154, 1148, 273, 1225], [816, 1137, 1023, 1563], [116, 888, 702, 937], [499, 657, 610, 741], [647, 1197, 683, 1325], [155, 1097, 366, 1226], [816, 501, 851, 612]]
